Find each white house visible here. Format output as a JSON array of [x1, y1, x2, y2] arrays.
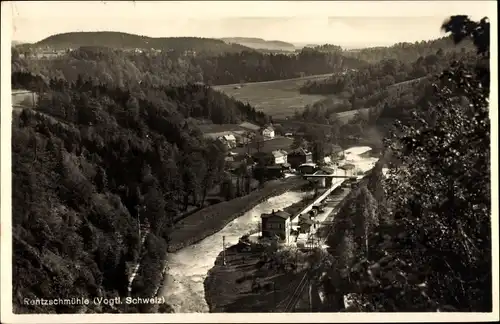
[[219, 134, 237, 148], [262, 126, 275, 139]]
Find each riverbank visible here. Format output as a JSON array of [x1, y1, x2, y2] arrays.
[[203, 187, 349, 313], [203, 152, 385, 313], [158, 190, 311, 313], [204, 243, 309, 312], [167, 176, 308, 253]]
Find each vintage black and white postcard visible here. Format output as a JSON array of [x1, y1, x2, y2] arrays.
[[1, 1, 498, 323]]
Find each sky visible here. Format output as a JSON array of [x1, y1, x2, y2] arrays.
[[6, 1, 496, 48]]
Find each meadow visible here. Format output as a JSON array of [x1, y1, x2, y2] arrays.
[[232, 137, 294, 155], [213, 74, 339, 119], [12, 90, 38, 110]]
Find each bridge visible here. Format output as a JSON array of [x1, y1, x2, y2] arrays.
[[302, 171, 356, 189]]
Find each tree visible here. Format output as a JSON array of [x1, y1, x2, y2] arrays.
[[365, 15, 491, 311]]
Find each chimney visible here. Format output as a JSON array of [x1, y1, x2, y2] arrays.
[[272, 209, 275, 214]]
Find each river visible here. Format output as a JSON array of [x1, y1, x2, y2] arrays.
[[158, 146, 378, 313], [158, 190, 310, 313]]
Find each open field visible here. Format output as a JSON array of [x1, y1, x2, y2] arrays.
[[232, 136, 294, 155], [213, 74, 340, 119], [12, 90, 38, 110]]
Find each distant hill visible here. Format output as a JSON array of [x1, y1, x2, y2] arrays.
[[23, 31, 255, 55], [220, 37, 296, 52], [293, 43, 321, 50], [342, 35, 475, 63]]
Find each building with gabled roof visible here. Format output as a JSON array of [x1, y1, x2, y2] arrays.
[[261, 209, 292, 243]]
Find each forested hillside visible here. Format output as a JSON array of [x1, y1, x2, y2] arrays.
[[18, 32, 253, 55], [12, 42, 368, 87], [319, 15, 491, 312], [220, 37, 296, 51], [343, 35, 474, 63], [292, 34, 478, 146], [11, 71, 267, 313]]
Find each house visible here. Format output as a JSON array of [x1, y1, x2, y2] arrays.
[[262, 126, 275, 139], [261, 209, 292, 242], [239, 122, 261, 133], [231, 130, 249, 145], [224, 156, 244, 172], [220, 134, 237, 148], [287, 148, 313, 169], [271, 150, 288, 165]]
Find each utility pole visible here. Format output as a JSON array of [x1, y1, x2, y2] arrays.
[[222, 236, 226, 266], [308, 278, 313, 312], [273, 282, 277, 309]]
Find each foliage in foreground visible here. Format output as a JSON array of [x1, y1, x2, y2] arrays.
[[322, 15, 492, 312]]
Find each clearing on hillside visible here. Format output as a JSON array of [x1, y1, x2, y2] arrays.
[[12, 90, 38, 110], [213, 74, 341, 119]]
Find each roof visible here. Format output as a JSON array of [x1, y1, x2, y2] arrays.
[[223, 134, 236, 141], [272, 150, 285, 158], [261, 210, 291, 220], [239, 122, 261, 132], [262, 126, 274, 132]]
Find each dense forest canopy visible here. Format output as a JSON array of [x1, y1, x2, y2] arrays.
[[12, 45, 368, 87], [292, 34, 479, 146], [343, 35, 475, 63], [11, 62, 269, 313]]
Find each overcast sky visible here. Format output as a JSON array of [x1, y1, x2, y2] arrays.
[[7, 1, 495, 48]]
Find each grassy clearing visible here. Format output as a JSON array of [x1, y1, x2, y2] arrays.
[[233, 136, 294, 155], [213, 74, 340, 119], [12, 90, 38, 109]]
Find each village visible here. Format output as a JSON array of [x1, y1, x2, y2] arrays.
[[199, 121, 377, 253]]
